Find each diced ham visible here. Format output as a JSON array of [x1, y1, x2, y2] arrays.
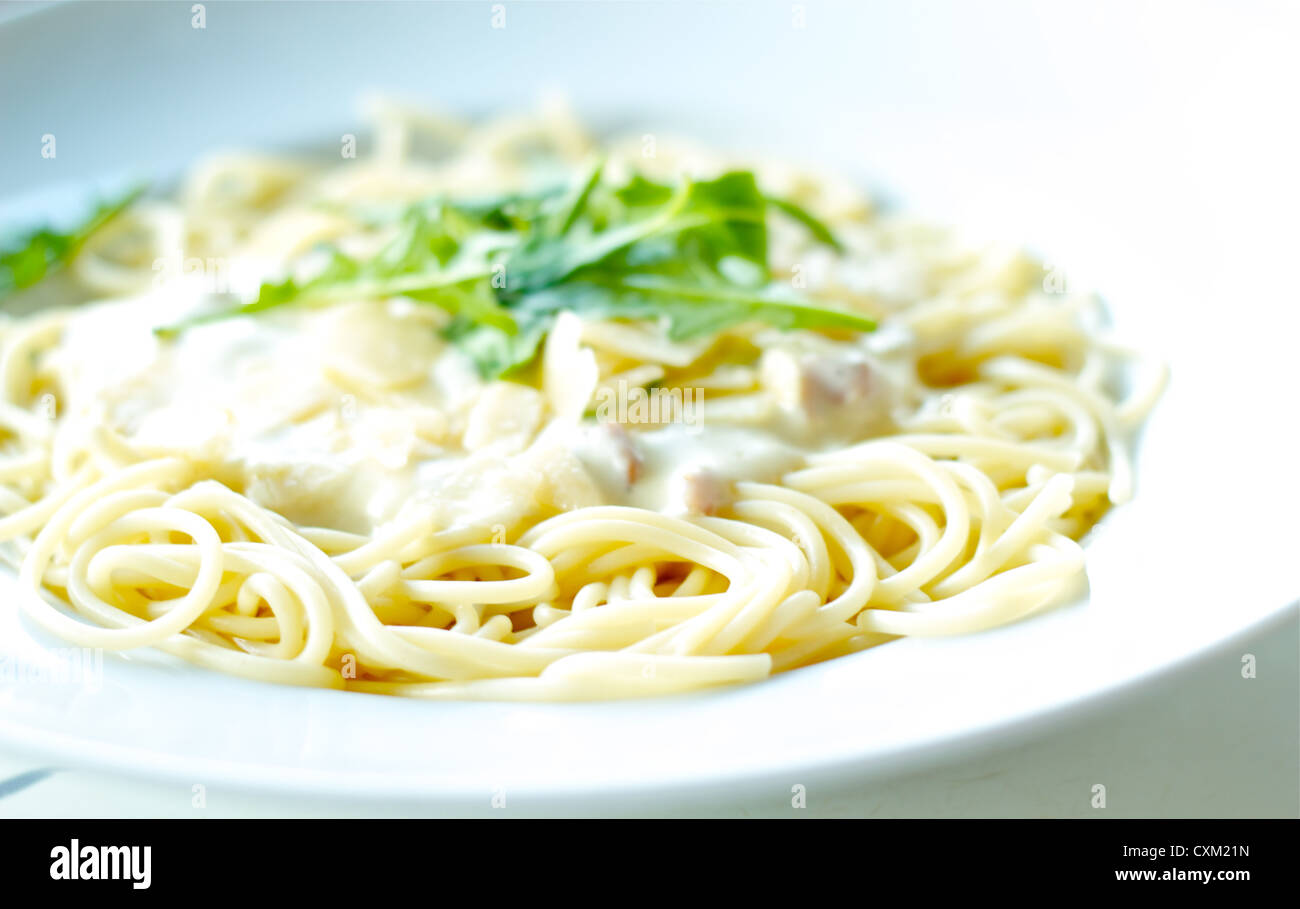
[[602, 422, 644, 487], [673, 469, 732, 516], [760, 347, 895, 440], [799, 357, 874, 411]]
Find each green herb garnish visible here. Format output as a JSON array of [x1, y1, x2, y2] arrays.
[[156, 166, 871, 377], [765, 194, 845, 253], [0, 185, 145, 299]]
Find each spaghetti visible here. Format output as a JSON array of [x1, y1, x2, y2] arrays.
[[0, 102, 1165, 699]]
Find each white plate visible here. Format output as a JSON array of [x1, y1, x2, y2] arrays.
[[1, 1, 1296, 805]]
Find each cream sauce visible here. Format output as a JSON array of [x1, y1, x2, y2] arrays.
[[42, 289, 900, 534]]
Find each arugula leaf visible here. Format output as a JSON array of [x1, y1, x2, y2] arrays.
[[551, 158, 604, 236], [514, 276, 874, 342], [374, 207, 462, 271], [441, 184, 567, 232], [765, 194, 844, 252], [677, 171, 767, 267], [154, 255, 501, 338], [441, 311, 549, 379], [155, 164, 873, 378], [0, 185, 145, 299], [614, 175, 674, 208], [497, 172, 768, 297]]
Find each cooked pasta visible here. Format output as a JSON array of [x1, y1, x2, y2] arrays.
[[0, 101, 1165, 699]]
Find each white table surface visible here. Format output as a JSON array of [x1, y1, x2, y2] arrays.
[[1, 608, 1294, 818]]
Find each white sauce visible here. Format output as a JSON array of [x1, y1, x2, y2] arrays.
[[42, 288, 899, 534]]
